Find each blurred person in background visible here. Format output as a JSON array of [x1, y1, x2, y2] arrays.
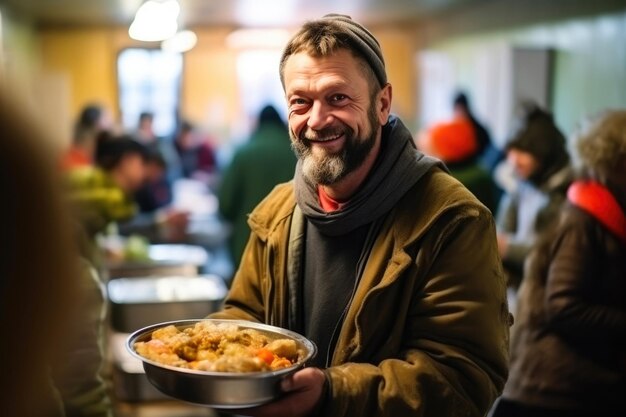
[[210, 14, 510, 417], [60, 103, 113, 171], [496, 104, 573, 291], [67, 132, 189, 258], [134, 149, 173, 213], [134, 111, 158, 144], [453, 91, 501, 172], [196, 131, 219, 184], [217, 104, 297, 267], [173, 119, 218, 181], [123, 146, 190, 244], [173, 120, 199, 178], [416, 117, 498, 213], [0, 89, 112, 417], [65, 131, 149, 265], [491, 110, 626, 417]]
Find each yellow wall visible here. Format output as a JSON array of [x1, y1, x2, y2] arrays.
[[40, 28, 118, 127], [181, 27, 239, 140]]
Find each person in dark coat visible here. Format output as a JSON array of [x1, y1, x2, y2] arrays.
[[492, 110, 626, 417]]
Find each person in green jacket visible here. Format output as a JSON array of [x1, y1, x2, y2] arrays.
[[210, 14, 510, 417], [218, 105, 297, 267]]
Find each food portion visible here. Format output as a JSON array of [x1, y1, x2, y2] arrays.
[[133, 321, 302, 372]]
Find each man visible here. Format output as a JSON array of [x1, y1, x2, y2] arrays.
[[210, 14, 510, 417]]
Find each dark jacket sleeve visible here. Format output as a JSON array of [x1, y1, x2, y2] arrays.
[[544, 209, 626, 342]]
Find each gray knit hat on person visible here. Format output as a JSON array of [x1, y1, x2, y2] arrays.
[[282, 14, 387, 88]]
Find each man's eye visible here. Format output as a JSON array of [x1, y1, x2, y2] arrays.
[[290, 98, 307, 106], [330, 94, 348, 103]]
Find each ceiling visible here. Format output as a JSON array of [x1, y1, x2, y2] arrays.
[[1, 0, 480, 28]]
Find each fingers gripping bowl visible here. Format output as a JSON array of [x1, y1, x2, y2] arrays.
[[126, 319, 317, 408]]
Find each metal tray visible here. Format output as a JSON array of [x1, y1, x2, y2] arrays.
[[107, 275, 227, 333]]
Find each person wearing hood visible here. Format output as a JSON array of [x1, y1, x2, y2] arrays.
[[496, 105, 574, 290], [209, 14, 510, 417]]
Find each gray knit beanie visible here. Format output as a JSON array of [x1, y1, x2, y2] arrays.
[[282, 14, 387, 88]]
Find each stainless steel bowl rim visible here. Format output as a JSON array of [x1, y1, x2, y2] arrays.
[[126, 318, 317, 377]]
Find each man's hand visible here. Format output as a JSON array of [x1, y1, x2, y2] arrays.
[[226, 367, 326, 417]]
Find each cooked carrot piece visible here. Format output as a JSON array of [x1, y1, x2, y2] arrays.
[[256, 348, 275, 365]]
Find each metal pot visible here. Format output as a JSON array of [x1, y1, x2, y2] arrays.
[[126, 319, 317, 408]]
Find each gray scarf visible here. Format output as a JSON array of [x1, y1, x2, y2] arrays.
[[295, 116, 442, 236]]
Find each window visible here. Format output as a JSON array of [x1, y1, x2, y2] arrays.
[[117, 48, 183, 138]]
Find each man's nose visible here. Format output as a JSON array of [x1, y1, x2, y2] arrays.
[[307, 101, 332, 130]]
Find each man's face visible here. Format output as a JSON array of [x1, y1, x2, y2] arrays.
[[283, 49, 389, 185], [507, 148, 539, 180]]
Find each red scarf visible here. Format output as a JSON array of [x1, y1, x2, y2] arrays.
[[567, 180, 626, 243]]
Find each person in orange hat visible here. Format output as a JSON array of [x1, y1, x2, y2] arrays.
[[417, 118, 497, 213]]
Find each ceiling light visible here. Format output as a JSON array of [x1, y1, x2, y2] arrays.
[[161, 30, 198, 53], [129, 0, 180, 42]]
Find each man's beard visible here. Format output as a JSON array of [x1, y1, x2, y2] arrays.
[[290, 104, 379, 185]]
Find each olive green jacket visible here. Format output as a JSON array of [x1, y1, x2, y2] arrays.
[[211, 168, 511, 417]]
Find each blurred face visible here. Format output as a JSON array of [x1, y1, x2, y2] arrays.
[[283, 49, 391, 185], [146, 161, 165, 182], [97, 108, 114, 131], [116, 153, 147, 192], [178, 130, 195, 148], [507, 148, 539, 180]]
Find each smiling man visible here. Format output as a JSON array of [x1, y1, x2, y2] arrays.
[[210, 14, 511, 417]]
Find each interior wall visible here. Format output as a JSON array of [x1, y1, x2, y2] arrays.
[[0, 7, 71, 148], [180, 27, 239, 144], [39, 27, 118, 144], [417, 9, 626, 147]]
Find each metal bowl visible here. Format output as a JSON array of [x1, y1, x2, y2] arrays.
[[126, 319, 317, 408]]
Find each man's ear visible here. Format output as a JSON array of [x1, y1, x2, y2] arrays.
[[377, 83, 392, 125]]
